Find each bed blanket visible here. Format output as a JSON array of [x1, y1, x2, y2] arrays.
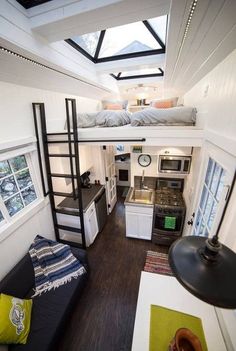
[[29, 235, 86, 296], [77, 110, 131, 128], [130, 106, 197, 126]]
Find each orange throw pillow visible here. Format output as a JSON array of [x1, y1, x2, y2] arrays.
[[105, 104, 123, 110], [153, 100, 173, 108]]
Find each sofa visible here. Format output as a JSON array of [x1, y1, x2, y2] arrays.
[[0, 247, 89, 351]]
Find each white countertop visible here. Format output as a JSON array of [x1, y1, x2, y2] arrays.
[[131, 271, 226, 351]]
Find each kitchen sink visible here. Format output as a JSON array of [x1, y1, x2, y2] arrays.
[[129, 189, 154, 204]]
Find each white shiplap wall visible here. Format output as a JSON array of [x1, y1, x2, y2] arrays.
[[184, 48, 236, 351], [185, 48, 236, 154]]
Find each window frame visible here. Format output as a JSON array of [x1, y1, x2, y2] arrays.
[[0, 146, 43, 237], [65, 16, 167, 64], [193, 157, 226, 237]]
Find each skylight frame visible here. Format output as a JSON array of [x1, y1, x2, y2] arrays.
[[66, 17, 167, 64], [110, 68, 164, 81]]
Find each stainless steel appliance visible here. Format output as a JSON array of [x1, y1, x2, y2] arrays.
[[95, 188, 107, 232], [159, 155, 191, 174], [152, 178, 186, 246]]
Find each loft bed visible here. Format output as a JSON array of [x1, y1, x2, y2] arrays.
[[45, 104, 204, 147]]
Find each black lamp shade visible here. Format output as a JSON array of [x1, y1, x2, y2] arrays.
[[169, 236, 236, 309]]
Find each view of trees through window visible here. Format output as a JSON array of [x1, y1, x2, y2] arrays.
[[0, 155, 37, 218], [0, 210, 4, 223]]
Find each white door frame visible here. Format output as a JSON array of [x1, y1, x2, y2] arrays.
[[103, 145, 117, 214], [187, 141, 235, 237]]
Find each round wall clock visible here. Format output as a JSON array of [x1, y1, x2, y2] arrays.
[[138, 154, 151, 167]]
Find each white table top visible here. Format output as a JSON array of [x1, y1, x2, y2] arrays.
[[131, 271, 227, 351]]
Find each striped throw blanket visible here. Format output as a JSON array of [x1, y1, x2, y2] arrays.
[[29, 235, 86, 296]]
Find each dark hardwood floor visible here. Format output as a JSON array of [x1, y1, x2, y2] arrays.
[[58, 187, 168, 351]]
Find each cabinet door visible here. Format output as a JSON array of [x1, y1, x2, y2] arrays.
[[138, 214, 153, 240], [85, 203, 98, 246], [126, 212, 140, 238]]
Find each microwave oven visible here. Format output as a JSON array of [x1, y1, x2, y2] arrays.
[[158, 155, 191, 174]]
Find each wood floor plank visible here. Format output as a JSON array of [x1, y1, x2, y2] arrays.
[[58, 187, 168, 351]]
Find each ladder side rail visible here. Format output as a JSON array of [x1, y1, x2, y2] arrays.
[[69, 98, 87, 249], [36, 103, 60, 241], [32, 103, 49, 197], [65, 99, 77, 200]]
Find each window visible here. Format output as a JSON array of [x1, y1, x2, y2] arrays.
[[116, 145, 124, 152], [67, 15, 167, 63], [0, 210, 4, 223], [0, 155, 37, 219], [193, 158, 226, 237]]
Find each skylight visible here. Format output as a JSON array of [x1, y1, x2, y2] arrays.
[[67, 15, 167, 63], [72, 32, 100, 57], [98, 22, 161, 58], [111, 68, 164, 80]]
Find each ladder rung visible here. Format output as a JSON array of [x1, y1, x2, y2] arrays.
[[52, 191, 77, 198], [50, 173, 77, 179], [54, 208, 80, 216], [47, 132, 73, 136], [47, 140, 73, 144], [49, 154, 76, 158], [56, 224, 81, 233]]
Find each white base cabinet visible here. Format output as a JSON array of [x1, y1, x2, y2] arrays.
[[56, 201, 98, 247], [125, 205, 153, 240], [84, 201, 99, 246]]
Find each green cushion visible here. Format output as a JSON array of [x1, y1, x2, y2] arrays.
[[0, 293, 32, 344]]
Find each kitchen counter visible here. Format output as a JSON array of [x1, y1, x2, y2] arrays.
[[58, 184, 104, 213]]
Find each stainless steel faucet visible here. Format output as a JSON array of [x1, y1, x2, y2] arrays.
[[141, 170, 148, 189]]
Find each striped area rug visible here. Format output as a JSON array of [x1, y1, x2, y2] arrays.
[[144, 251, 173, 276]]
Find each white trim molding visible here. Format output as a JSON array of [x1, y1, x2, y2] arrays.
[[0, 197, 49, 242], [204, 130, 236, 157], [0, 137, 36, 154]]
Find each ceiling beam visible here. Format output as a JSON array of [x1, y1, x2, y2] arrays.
[[30, 0, 170, 42], [95, 54, 165, 74]]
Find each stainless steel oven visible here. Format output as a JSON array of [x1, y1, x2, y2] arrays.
[[152, 178, 186, 246], [152, 207, 186, 246], [159, 155, 191, 174]]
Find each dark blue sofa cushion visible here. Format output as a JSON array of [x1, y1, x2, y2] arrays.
[[0, 246, 88, 351]]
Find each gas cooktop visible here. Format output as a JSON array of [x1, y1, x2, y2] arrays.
[[155, 189, 185, 207]]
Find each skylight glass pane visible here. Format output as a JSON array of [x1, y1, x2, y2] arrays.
[[148, 15, 167, 44], [71, 32, 100, 56], [99, 21, 161, 58], [120, 68, 161, 77]]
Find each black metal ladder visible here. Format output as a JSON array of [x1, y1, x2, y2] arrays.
[[33, 99, 86, 249]]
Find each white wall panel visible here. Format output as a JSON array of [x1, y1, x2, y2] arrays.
[[0, 80, 101, 143], [130, 146, 192, 187], [0, 202, 54, 280], [185, 49, 236, 147]]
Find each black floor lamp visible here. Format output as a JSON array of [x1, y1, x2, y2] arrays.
[[169, 171, 236, 309]]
